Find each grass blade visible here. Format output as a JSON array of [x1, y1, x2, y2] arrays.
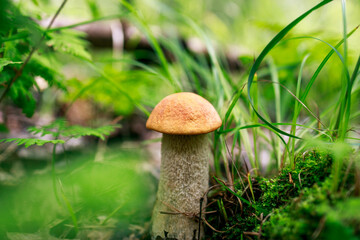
[[59, 180, 79, 235], [268, 58, 282, 167], [213, 176, 265, 212], [290, 54, 310, 168], [46, 14, 127, 32], [84, 60, 151, 116], [295, 26, 358, 105], [246, 0, 333, 139], [119, 0, 181, 92]]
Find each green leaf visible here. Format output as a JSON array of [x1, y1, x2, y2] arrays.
[[26, 55, 66, 90], [0, 138, 65, 148], [213, 176, 266, 212], [0, 0, 42, 43], [28, 119, 121, 140], [246, 0, 333, 139], [47, 29, 92, 61], [9, 76, 37, 117], [0, 58, 21, 72], [297, 25, 358, 106], [60, 125, 119, 140], [31, 0, 39, 6]]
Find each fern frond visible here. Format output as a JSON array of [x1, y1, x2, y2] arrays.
[[26, 55, 66, 91], [47, 29, 92, 60], [27, 119, 66, 137], [0, 58, 21, 72], [60, 125, 119, 140], [0, 138, 65, 148], [9, 76, 37, 117], [28, 119, 120, 140]]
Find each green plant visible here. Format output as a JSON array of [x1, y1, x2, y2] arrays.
[[127, 0, 359, 180], [0, 0, 69, 116], [206, 150, 341, 239], [261, 179, 360, 240], [1, 0, 359, 239]]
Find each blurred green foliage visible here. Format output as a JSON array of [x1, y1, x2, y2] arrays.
[[63, 61, 174, 116], [0, 147, 156, 239], [0, 0, 65, 117]]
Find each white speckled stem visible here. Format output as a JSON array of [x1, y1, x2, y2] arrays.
[[151, 134, 210, 240]]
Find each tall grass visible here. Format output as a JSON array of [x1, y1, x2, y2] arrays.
[[57, 0, 358, 183], [112, 0, 360, 185]]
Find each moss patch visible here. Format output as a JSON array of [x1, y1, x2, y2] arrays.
[[204, 150, 360, 239], [261, 173, 360, 239]]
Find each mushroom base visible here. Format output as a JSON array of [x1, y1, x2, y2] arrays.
[[151, 134, 210, 240]]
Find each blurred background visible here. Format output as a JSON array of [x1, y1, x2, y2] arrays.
[[0, 0, 359, 239]]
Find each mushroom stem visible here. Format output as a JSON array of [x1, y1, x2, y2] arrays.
[[152, 134, 210, 240]]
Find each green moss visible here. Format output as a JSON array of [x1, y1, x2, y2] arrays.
[[259, 150, 333, 213], [205, 150, 335, 239], [261, 180, 332, 239], [261, 178, 360, 240], [206, 150, 360, 239]]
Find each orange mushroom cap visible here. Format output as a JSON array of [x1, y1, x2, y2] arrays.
[[146, 92, 222, 135]]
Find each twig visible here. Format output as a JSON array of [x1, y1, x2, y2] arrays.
[[222, 139, 234, 190], [311, 216, 326, 239], [159, 200, 197, 219], [198, 197, 203, 240], [243, 232, 261, 236], [298, 172, 302, 187], [0, 0, 68, 104], [258, 213, 272, 239], [201, 217, 226, 233]]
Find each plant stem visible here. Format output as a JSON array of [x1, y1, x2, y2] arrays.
[[47, 14, 124, 32], [52, 143, 60, 204], [290, 55, 309, 168], [251, 75, 260, 173]]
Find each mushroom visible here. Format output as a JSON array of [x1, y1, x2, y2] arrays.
[[146, 92, 222, 240]]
